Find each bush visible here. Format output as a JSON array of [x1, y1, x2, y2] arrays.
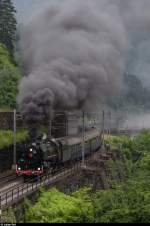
[[93, 181, 150, 223], [0, 129, 28, 149], [25, 188, 94, 223]]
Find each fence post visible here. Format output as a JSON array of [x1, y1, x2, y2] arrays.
[[12, 109, 17, 170], [82, 111, 85, 167], [102, 110, 105, 147], [0, 195, 2, 223], [12, 189, 14, 202], [6, 193, 8, 206], [18, 186, 19, 198]]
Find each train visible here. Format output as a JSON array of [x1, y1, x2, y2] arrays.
[[16, 128, 102, 177]]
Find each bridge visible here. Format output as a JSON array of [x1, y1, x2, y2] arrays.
[[0, 147, 115, 217]]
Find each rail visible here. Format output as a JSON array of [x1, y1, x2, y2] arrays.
[[0, 174, 18, 187]]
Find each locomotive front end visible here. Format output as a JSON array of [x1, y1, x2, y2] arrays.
[[16, 143, 44, 176]]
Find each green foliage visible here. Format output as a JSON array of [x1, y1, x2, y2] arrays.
[[25, 188, 94, 223], [0, 43, 12, 68], [107, 135, 136, 162], [133, 130, 150, 153], [0, 67, 21, 108], [108, 135, 132, 150], [0, 129, 28, 149], [93, 185, 150, 223], [0, 0, 17, 55], [94, 130, 150, 223], [17, 130, 150, 223], [0, 44, 21, 108], [2, 207, 16, 223], [139, 152, 150, 171], [93, 189, 131, 223]]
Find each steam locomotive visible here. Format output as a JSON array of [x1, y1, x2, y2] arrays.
[[16, 128, 101, 177]]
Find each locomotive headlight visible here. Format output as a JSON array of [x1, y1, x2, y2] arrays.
[[30, 148, 33, 152], [18, 167, 21, 170], [38, 167, 41, 171]]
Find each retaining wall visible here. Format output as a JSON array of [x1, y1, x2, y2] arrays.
[[0, 144, 22, 173]]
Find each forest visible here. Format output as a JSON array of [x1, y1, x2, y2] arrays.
[[0, 0, 21, 110]]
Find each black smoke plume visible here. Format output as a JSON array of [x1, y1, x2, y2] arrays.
[[19, 0, 150, 127]]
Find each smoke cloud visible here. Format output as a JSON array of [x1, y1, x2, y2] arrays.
[[17, 0, 150, 126], [118, 0, 150, 86], [123, 113, 150, 130]]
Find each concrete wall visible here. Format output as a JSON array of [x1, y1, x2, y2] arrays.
[[0, 112, 14, 130], [0, 148, 13, 173], [0, 112, 23, 130], [0, 144, 22, 173]]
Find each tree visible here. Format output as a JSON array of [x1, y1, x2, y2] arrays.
[[0, 43, 21, 108], [0, 0, 17, 55], [25, 188, 94, 223]]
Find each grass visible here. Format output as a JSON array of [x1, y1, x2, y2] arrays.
[[0, 108, 12, 112], [104, 134, 130, 150], [0, 129, 28, 149]]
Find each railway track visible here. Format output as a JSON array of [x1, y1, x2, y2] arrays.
[[0, 154, 96, 210], [0, 177, 24, 194], [0, 148, 104, 210], [0, 165, 81, 209], [0, 172, 24, 196], [0, 173, 18, 186], [0, 170, 14, 179], [0, 166, 67, 197], [0, 144, 104, 196]]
